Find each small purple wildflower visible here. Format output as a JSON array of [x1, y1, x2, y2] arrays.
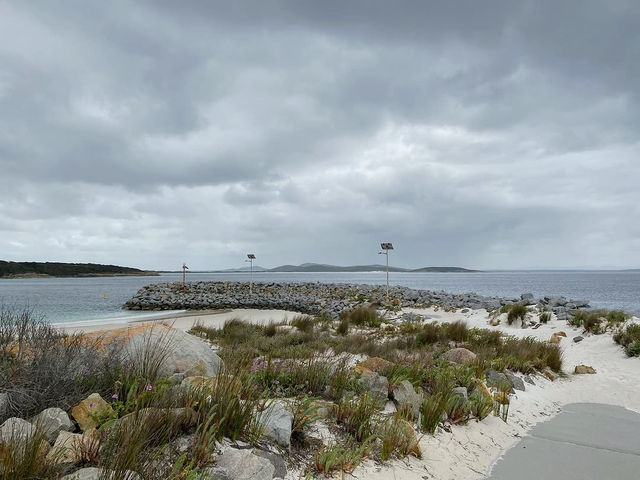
[[111, 393, 119, 400], [145, 384, 153, 391]]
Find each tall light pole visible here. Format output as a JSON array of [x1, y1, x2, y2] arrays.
[[182, 263, 189, 293], [246, 254, 256, 295], [378, 243, 394, 304]]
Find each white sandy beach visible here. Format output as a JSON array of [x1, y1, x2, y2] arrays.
[[57, 307, 640, 480]]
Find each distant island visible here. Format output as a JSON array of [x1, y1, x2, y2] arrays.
[[0, 261, 158, 278], [205, 263, 480, 273]]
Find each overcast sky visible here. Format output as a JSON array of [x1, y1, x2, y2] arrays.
[[1, 1, 639, 270]]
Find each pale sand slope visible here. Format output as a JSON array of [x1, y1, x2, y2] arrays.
[[345, 307, 640, 480], [59, 308, 302, 334]]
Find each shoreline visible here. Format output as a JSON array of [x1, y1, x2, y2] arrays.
[[57, 308, 303, 334]]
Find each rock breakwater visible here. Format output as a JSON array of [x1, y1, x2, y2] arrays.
[[123, 282, 591, 319]]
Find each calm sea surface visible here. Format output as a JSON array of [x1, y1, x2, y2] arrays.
[[0, 271, 638, 325]]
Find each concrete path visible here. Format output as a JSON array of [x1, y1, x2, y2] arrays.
[[487, 403, 640, 480]]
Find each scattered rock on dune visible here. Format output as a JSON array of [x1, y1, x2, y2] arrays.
[[451, 386, 468, 399], [542, 368, 558, 381], [354, 357, 393, 373], [486, 370, 510, 388], [504, 371, 526, 391], [32, 407, 74, 444], [392, 380, 423, 417], [0, 417, 35, 447], [574, 365, 597, 374], [206, 446, 276, 480], [47, 431, 85, 465], [83, 324, 223, 377], [71, 393, 113, 432], [573, 336, 584, 343], [441, 347, 477, 364], [258, 400, 293, 448], [358, 372, 390, 408], [549, 332, 565, 344]]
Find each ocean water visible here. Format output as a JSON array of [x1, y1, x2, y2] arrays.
[[0, 271, 638, 325]]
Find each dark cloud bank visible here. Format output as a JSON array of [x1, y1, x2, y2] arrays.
[[0, 1, 638, 270]]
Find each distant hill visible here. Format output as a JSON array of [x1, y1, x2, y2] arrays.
[[0, 261, 158, 278], [215, 263, 479, 273]]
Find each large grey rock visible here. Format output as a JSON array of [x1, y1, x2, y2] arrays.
[[124, 325, 223, 377], [451, 386, 468, 399], [441, 347, 477, 364], [358, 371, 389, 408], [486, 369, 510, 388], [0, 417, 35, 447], [206, 447, 275, 480], [61, 467, 142, 480], [258, 400, 293, 448], [392, 380, 423, 417], [253, 449, 287, 479], [504, 371, 526, 391], [546, 296, 567, 307], [32, 407, 74, 444], [520, 293, 535, 305]]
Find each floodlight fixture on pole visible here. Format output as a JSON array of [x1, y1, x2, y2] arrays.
[[246, 254, 256, 295], [182, 263, 189, 293], [378, 243, 394, 304]]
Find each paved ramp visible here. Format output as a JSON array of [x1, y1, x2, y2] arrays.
[[487, 403, 640, 480]]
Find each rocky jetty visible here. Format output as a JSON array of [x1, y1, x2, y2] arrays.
[[123, 282, 591, 319]]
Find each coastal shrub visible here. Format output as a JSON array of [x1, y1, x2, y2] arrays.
[[291, 395, 323, 442], [336, 317, 350, 336], [613, 324, 640, 357], [378, 415, 421, 461], [311, 436, 372, 475], [0, 306, 126, 421], [445, 320, 469, 342], [569, 310, 630, 334], [263, 321, 278, 337], [341, 307, 382, 328], [188, 368, 266, 443], [98, 406, 188, 477], [381, 363, 424, 391], [419, 392, 450, 435], [446, 394, 471, 424], [252, 357, 337, 397], [469, 391, 493, 420], [291, 315, 315, 333], [337, 393, 379, 441], [0, 424, 64, 479], [506, 305, 528, 325], [416, 322, 442, 345]]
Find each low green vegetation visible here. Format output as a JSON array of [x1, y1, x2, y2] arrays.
[[613, 324, 640, 357], [1, 304, 566, 479], [569, 310, 630, 334]]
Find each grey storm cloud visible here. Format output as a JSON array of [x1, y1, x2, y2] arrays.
[[0, 0, 639, 270]]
